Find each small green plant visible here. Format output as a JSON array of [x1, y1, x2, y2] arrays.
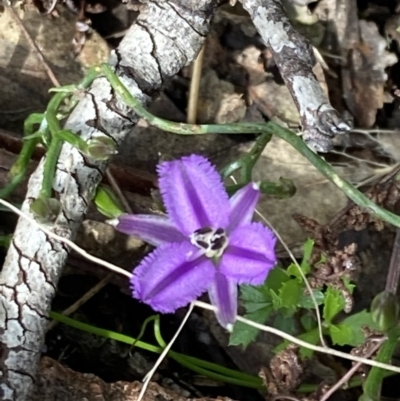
[[230, 239, 381, 358]]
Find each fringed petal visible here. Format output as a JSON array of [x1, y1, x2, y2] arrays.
[[228, 182, 260, 232], [221, 222, 276, 285], [158, 155, 230, 234], [131, 241, 214, 313]]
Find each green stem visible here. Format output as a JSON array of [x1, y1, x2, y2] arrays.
[[268, 124, 400, 227], [102, 63, 269, 136], [36, 68, 101, 200], [0, 115, 46, 199], [49, 311, 391, 393], [39, 138, 63, 199], [360, 329, 400, 401], [54, 130, 89, 153], [102, 63, 400, 228], [171, 353, 263, 388], [38, 92, 66, 199], [50, 311, 162, 353], [50, 311, 261, 387], [225, 178, 295, 198], [220, 132, 272, 183], [152, 316, 261, 384], [241, 132, 272, 183]]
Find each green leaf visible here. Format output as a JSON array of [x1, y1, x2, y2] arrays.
[[239, 285, 271, 313], [286, 263, 301, 280], [94, 185, 125, 218], [329, 310, 378, 346], [298, 289, 325, 309], [265, 267, 289, 292], [0, 234, 12, 249], [239, 268, 289, 313], [55, 129, 89, 153], [273, 314, 296, 334], [300, 312, 317, 332], [323, 286, 345, 324], [229, 306, 272, 348], [300, 238, 314, 275], [286, 238, 314, 279], [278, 279, 302, 313], [240, 285, 269, 303], [274, 328, 320, 358], [329, 324, 353, 346], [270, 289, 282, 310]]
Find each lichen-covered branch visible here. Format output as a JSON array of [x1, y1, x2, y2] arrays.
[[0, 1, 216, 399], [241, 0, 352, 152]]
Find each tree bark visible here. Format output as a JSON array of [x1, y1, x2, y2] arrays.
[[241, 0, 352, 151], [0, 1, 216, 399]]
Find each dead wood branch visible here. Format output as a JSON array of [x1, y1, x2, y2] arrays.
[[241, 0, 352, 151], [0, 1, 216, 399]]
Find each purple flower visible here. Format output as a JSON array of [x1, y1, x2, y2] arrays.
[[110, 155, 277, 331]]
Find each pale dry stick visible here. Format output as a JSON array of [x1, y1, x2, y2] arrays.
[[351, 129, 398, 135], [46, 274, 113, 331], [355, 163, 400, 188], [6, 2, 61, 88], [318, 50, 345, 61], [313, 47, 336, 78], [187, 45, 205, 124], [330, 150, 390, 169], [194, 301, 400, 374], [137, 303, 195, 401], [229, 176, 326, 347], [0, 198, 132, 279], [319, 337, 386, 401]]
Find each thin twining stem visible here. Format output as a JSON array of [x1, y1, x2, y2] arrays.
[[101, 63, 400, 229], [1, 197, 400, 374], [193, 301, 400, 374], [0, 199, 131, 279]]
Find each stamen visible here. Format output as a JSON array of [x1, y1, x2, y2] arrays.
[[211, 236, 226, 251], [196, 240, 209, 249], [190, 227, 229, 258], [194, 226, 214, 235]]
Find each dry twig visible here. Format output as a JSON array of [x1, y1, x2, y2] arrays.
[[241, 0, 352, 151]]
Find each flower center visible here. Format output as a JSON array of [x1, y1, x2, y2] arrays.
[[190, 226, 229, 258]]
